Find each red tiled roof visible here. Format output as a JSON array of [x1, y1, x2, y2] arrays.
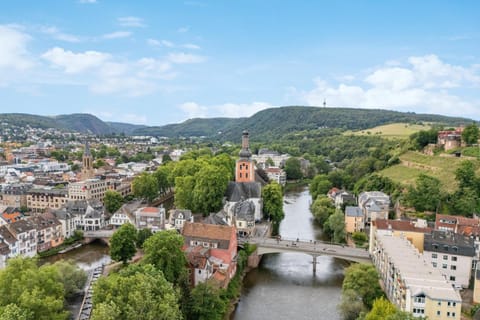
[[141, 207, 159, 213], [374, 219, 431, 233], [182, 222, 235, 241]]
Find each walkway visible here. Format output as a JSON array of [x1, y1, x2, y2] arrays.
[[77, 265, 104, 320]]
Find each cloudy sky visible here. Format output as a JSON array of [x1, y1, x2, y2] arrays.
[[1, 1, 479, 125]]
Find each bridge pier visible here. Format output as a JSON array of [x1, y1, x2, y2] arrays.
[[312, 255, 317, 274]]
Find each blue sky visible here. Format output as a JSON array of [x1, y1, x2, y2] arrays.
[[0, 1, 479, 125]]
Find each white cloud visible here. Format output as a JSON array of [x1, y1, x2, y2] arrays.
[[302, 54, 480, 118], [40, 26, 81, 43], [161, 40, 174, 48], [177, 26, 189, 33], [178, 101, 273, 119], [147, 38, 161, 46], [117, 16, 145, 28], [42, 47, 110, 73], [167, 52, 205, 64], [0, 25, 32, 71], [183, 43, 200, 50], [79, 0, 97, 3], [102, 31, 132, 39]]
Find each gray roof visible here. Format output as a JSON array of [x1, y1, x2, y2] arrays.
[[170, 209, 192, 220], [225, 181, 261, 202], [424, 230, 475, 257], [233, 200, 255, 221], [345, 206, 363, 217], [204, 211, 229, 226], [8, 219, 36, 235]]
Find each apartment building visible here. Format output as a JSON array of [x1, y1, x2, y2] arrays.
[[27, 187, 68, 213], [68, 179, 107, 201]]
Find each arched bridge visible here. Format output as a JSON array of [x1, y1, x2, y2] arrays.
[[246, 237, 371, 273], [83, 230, 115, 245]]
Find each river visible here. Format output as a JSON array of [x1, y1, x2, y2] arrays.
[[232, 187, 347, 320]]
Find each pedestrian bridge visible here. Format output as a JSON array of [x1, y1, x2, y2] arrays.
[[83, 230, 115, 245], [246, 237, 371, 272]]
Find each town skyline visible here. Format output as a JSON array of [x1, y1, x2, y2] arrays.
[[1, 0, 480, 125]]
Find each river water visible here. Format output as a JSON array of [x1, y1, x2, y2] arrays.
[[232, 187, 347, 320]]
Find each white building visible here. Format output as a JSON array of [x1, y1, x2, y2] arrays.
[[358, 191, 390, 222], [68, 179, 107, 201], [6, 219, 37, 258], [423, 230, 475, 289], [371, 231, 461, 320], [265, 167, 286, 186]]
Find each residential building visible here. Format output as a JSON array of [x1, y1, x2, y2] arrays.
[[182, 222, 237, 288], [61, 199, 107, 232], [232, 199, 255, 237], [265, 167, 286, 186], [30, 213, 63, 252], [168, 209, 194, 231], [0, 207, 23, 225], [334, 191, 356, 209], [370, 219, 431, 253], [51, 208, 76, 238], [371, 231, 461, 320], [27, 187, 68, 213], [7, 219, 37, 258], [252, 149, 290, 168], [437, 128, 463, 151], [344, 206, 364, 233], [0, 226, 18, 268], [135, 206, 165, 232], [423, 230, 475, 288], [68, 179, 107, 201], [474, 266, 480, 303], [358, 191, 390, 222], [0, 183, 31, 207]]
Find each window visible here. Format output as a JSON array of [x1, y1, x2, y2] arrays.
[[447, 312, 450, 316], [437, 311, 441, 316], [443, 255, 448, 260], [442, 264, 447, 269], [432, 253, 438, 259], [432, 262, 437, 267], [452, 302, 456, 307], [450, 276, 456, 281], [451, 265, 456, 271], [451, 256, 457, 261], [414, 296, 425, 303]]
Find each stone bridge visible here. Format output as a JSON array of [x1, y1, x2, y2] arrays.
[[83, 230, 115, 246], [246, 237, 371, 273]]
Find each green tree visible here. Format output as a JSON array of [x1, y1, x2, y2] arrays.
[[455, 160, 478, 190], [0, 258, 68, 320], [193, 165, 230, 215], [405, 174, 442, 212], [450, 187, 479, 216], [310, 174, 332, 200], [92, 264, 182, 320], [462, 123, 479, 145], [162, 153, 172, 164], [142, 230, 187, 285], [324, 211, 345, 243], [364, 297, 420, 320], [284, 157, 303, 180], [338, 289, 366, 320], [103, 190, 124, 214], [132, 172, 158, 203], [310, 195, 335, 226], [265, 157, 275, 167], [0, 304, 32, 320], [136, 228, 153, 248], [53, 260, 87, 300], [342, 263, 383, 309], [174, 176, 196, 209], [153, 165, 173, 195], [109, 223, 137, 264], [190, 282, 227, 320], [352, 232, 368, 246], [262, 182, 284, 235]]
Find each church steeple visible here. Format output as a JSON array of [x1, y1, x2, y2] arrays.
[[81, 140, 94, 180], [236, 130, 254, 182]]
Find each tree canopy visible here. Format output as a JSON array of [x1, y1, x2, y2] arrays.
[[103, 190, 124, 213], [462, 123, 479, 145], [262, 182, 284, 235], [109, 223, 137, 264]]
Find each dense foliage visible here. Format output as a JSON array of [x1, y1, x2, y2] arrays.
[[262, 182, 285, 235], [109, 223, 137, 264]]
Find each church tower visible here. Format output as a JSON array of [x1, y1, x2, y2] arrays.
[[81, 141, 94, 180], [235, 130, 255, 182]]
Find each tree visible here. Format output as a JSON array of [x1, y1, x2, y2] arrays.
[[449, 187, 479, 216], [153, 165, 173, 195], [174, 176, 196, 210], [190, 282, 227, 320], [136, 228, 153, 248], [109, 223, 137, 264], [162, 153, 172, 164], [132, 172, 158, 203], [0, 258, 68, 320], [364, 297, 420, 320], [352, 232, 368, 246], [338, 289, 366, 320], [262, 182, 284, 235], [142, 230, 187, 285], [310, 174, 332, 200], [92, 264, 182, 320], [462, 123, 479, 145], [103, 190, 124, 214], [455, 161, 478, 190], [342, 263, 383, 309], [284, 157, 303, 180], [324, 211, 345, 243], [405, 174, 442, 212], [310, 195, 335, 226], [53, 260, 87, 300], [192, 165, 230, 215]]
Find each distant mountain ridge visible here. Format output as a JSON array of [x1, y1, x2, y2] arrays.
[[0, 113, 145, 135], [0, 107, 475, 138]]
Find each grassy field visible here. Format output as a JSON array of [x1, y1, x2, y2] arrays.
[[380, 151, 480, 193], [344, 123, 431, 139]]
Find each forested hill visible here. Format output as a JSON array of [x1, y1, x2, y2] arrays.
[[0, 113, 144, 135], [131, 106, 475, 141], [1, 107, 474, 138]]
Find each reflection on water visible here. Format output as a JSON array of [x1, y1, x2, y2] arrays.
[[41, 241, 111, 272], [232, 188, 345, 320]]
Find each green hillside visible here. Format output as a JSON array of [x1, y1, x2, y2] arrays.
[[345, 123, 432, 139], [380, 151, 480, 193]]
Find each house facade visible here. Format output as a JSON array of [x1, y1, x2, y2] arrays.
[[135, 206, 165, 232], [358, 191, 390, 223], [168, 209, 194, 231], [344, 206, 364, 233]]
